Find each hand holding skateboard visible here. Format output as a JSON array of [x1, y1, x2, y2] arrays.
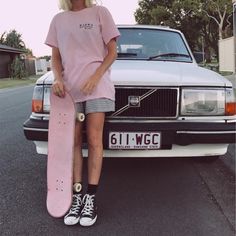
[[52, 82, 85, 122], [52, 79, 66, 98]]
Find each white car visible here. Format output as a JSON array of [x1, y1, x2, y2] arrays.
[[23, 25, 236, 160]]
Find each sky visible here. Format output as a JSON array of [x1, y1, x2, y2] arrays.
[[0, 0, 139, 57]]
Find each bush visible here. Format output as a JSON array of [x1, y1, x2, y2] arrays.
[[9, 56, 27, 79]]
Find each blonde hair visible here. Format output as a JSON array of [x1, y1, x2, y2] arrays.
[[59, 0, 95, 11]]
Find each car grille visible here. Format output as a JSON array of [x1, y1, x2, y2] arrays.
[[108, 87, 178, 118]]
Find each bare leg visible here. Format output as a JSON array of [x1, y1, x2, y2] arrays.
[[73, 121, 84, 183], [86, 112, 105, 185]]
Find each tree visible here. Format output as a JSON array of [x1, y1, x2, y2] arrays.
[[10, 56, 27, 79], [135, 0, 206, 51], [134, 0, 233, 61], [25, 48, 34, 57], [1, 29, 25, 49], [201, 0, 233, 40], [39, 55, 51, 61], [1, 30, 34, 56], [0, 31, 6, 44], [135, 0, 161, 24]]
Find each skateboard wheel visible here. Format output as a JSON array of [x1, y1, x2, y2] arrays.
[[73, 183, 82, 193], [77, 113, 85, 122]]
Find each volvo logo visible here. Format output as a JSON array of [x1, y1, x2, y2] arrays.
[[111, 89, 157, 117], [128, 96, 140, 107]]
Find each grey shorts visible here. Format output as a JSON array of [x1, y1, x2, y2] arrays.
[[76, 98, 115, 115]]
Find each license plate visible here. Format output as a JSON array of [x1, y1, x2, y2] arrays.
[[109, 132, 161, 149]]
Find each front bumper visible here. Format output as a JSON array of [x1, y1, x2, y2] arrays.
[[23, 118, 236, 147]]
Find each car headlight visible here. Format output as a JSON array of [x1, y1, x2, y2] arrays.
[[181, 89, 225, 116]]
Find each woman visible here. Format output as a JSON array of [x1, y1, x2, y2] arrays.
[[45, 0, 120, 226]]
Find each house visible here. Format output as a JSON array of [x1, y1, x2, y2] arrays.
[[219, 0, 236, 73], [0, 44, 25, 78]]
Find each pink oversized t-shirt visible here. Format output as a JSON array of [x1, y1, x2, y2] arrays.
[[45, 6, 120, 102]]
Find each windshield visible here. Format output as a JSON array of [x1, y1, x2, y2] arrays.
[[117, 28, 192, 62]]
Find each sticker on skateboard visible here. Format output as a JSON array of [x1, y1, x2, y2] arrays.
[[47, 91, 84, 218]]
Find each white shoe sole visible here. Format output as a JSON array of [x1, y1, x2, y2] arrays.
[[64, 217, 80, 226], [80, 215, 97, 227]]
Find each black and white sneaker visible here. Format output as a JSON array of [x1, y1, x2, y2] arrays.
[[64, 194, 83, 225], [80, 194, 97, 226]]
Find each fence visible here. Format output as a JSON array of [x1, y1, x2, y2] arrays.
[[24, 58, 36, 76]]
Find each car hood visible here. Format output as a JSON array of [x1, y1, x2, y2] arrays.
[[40, 60, 231, 87], [111, 60, 231, 87]]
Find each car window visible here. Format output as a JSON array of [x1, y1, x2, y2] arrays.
[[117, 28, 192, 62]]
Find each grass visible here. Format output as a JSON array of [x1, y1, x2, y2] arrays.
[[0, 75, 40, 89]]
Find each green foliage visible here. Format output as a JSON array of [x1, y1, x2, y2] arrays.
[[10, 56, 27, 79], [39, 55, 51, 61], [135, 0, 233, 62], [203, 0, 232, 15], [134, 0, 158, 24], [0, 29, 34, 56], [1, 29, 25, 49], [0, 31, 6, 44]]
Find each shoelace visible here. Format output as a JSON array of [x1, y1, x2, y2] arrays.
[[68, 194, 82, 215], [81, 194, 95, 216]]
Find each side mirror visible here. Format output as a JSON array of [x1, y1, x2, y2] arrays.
[[193, 52, 204, 64]]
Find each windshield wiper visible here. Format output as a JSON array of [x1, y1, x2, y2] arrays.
[[118, 52, 137, 57], [148, 53, 191, 60]]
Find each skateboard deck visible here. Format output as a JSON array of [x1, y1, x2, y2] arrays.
[[47, 91, 80, 218]]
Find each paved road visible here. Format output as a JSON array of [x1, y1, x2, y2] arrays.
[[0, 86, 235, 236]]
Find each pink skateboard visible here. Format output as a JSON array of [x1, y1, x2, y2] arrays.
[[47, 91, 84, 218]]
